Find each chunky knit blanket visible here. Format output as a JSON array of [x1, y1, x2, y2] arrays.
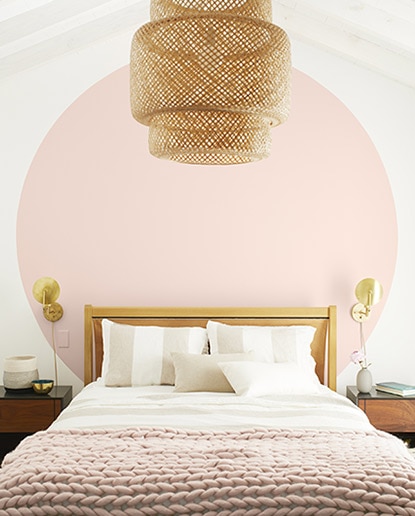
[[1, 427, 415, 515]]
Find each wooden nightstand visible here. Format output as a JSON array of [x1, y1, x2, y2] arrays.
[[0, 385, 72, 459], [347, 385, 415, 434]]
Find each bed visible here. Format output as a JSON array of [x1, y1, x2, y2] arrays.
[[1, 305, 415, 515]]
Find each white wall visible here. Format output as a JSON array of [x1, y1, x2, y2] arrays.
[[1, 29, 414, 396], [291, 41, 415, 393], [0, 33, 132, 396]]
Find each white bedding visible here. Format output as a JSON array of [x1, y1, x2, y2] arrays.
[[50, 379, 373, 432]]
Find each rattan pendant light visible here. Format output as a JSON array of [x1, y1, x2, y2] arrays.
[[130, 0, 291, 165]]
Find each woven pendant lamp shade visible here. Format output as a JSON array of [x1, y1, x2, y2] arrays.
[[130, 0, 291, 165]]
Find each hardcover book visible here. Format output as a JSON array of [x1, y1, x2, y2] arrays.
[[375, 381, 415, 397]]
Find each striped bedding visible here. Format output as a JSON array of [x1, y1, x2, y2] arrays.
[[49, 381, 374, 432]]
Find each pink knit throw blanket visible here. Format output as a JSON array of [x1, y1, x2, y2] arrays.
[[1, 427, 415, 515]]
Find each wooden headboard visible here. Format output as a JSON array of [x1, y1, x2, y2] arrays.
[[84, 306, 337, 390]]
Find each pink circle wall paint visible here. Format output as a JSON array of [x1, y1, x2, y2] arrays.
[[17, 66, 397, 382]]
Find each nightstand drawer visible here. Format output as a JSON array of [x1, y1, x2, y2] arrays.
[[0, 386, 72, 460], [0, 399, 58, 432], [360, 399, 415, 432]]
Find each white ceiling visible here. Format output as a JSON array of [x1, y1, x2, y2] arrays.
[[0, 0, 414, 87]]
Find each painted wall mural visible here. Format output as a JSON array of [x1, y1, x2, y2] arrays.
[[17, 66, 397, 381]]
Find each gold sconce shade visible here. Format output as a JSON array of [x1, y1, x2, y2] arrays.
[[351, 278, 383, 322], [355, 278, 383, 307], [32, 276, 60, 305], [130, 0, 291, 165]]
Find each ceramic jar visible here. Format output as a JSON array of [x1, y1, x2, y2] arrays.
[[3, 355, 39, 390]]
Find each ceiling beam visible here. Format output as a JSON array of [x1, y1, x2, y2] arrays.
[[275, 0, 415, 88], [0, 0, 414, 87]]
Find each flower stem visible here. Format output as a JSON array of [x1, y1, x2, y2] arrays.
[[359, 321, 367, 368]]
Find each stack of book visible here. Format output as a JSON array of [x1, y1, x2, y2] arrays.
[[375, 381, 415, 397]]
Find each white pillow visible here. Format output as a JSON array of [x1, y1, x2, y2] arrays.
[[207, 321, 318, 382], [101, 319, 207, 386], [218, 361, 320, 397], [172, 352, 256, 393]]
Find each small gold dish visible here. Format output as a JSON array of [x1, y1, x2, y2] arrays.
[[32, 379, 54, 395]]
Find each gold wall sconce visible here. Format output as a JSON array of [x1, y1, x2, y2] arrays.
[[351, 278, 383, 394], [32, 277, 64, 322], [32, 277, 64, 385], [351, 278, 383, 323]]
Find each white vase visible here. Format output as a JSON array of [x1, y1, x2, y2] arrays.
[[356, 367, 372, 394]]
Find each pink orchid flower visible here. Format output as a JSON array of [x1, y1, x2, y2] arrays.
[[350, 350, 365, 365]]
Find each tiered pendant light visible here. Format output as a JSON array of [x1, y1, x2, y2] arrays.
[[130, 0, 291, 165]]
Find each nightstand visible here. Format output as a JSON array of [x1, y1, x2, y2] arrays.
[[347, 385, 415, 434], [0, 385, 72, 459]]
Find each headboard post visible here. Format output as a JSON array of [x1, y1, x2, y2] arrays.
[[84, 304, 94, 386], [327, 305, 337, 391]]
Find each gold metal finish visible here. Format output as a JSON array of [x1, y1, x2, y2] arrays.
[[32, 277, 64, 322], [351, 278, 383, 322], [32, 379, 54, 395], [32, 277, 60, 305], [355, 278, 383, 306], [43, 302, 64, 322], [130, 0, 291, 165], [351, 302, 369, 322]]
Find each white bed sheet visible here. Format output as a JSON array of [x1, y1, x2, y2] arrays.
[[50, 380, 373, 432]]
